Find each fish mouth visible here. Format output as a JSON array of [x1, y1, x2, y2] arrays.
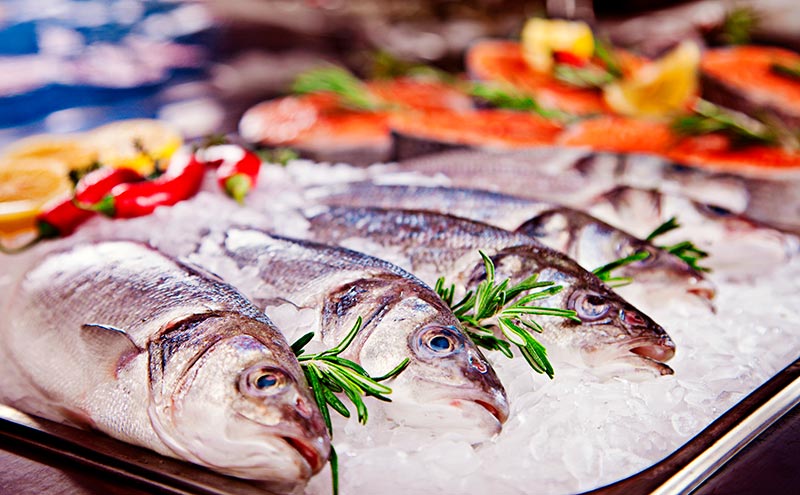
[[283, 437, 325, 474], [625, 336, 676, 375], [474, 399, 509, 424]]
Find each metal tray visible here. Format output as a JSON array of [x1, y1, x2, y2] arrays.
[[2, 357, 798, 495]]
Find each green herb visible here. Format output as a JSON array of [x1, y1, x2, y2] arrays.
[[645, 216, 680, 241], [645, 216, 711, 272], [469, 82, 576, 122], [256, 147, 299, 166], [370, 50, 456, 83], [291, 317, 409, 495], [292, 67, 381, 111], [771, 62, 800, 81], [68, 161, 102, 187], [672, 99, 778, 147], [593, 37, 623, 79], [553, 64, 616, 89], [592, 251, 651, 288], [718, 7, 759, 45], [435, 251, 580, 378]]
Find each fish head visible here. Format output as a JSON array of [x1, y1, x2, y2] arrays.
[[517, 207, 715, 302], [148, 312, 329, 483], [322, 275, 509, 437], [470, 246, 676, 378]]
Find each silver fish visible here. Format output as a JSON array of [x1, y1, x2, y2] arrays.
[[0, 241, 329, 485], [304, 207, 676, 377], [196, 228, 509, 437], [395, 147, 800, 235], [310, 182, 714, 300], [590, 186, 798, 275]]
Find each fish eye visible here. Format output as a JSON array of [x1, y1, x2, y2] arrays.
[[698, 202, 734, 217], [570, 291, 611, 322], [414, 325, 463, 357], [240, 365, 289, 397], [618, 243, 656, 266]]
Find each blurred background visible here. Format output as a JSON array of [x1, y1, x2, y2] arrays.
[[0, 0, 798, 146]]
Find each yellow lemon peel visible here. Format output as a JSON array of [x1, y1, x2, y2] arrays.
[[84, 119, 183, 175], [0, 159, 71, 235], [521, 18, 595, 73], [603, 41, 701, 118]]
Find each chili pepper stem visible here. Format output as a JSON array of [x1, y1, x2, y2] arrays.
[[224, 173, 252, 204], [72, 196, 117, 217]]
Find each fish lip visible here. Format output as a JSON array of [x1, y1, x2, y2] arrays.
[[624, 335, 676, 364], [474, 399, 509, 424], [283, 436, 326, 474]]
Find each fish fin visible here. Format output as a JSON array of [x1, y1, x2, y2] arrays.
[[177, 259, 227, 284], [80, 323, 141, 359]]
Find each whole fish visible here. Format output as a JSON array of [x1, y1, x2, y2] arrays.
[[0, 241, 329, 484], [310, 182, 714, 300], [191, 228, 509, 437], [394, 147, 800, 235], [590, 186, 798, 275], [304, 207, 676, 377]]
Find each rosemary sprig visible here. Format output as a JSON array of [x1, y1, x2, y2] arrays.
[[292, 67, 382, 111], [291, 317, 409, 495], [553, 63, 616, 89], [672, 99, 778, 146], [469, 82, 576, 123], [771, 62, 800, 81], [717, 7, 759, 46], [592, 251, 651, 288], [256, 147, 299, 166], [370, 50, 456, 83], [593, 37, 623, 79], [435, 251, 580, 378], [645, 216, 711, 272]]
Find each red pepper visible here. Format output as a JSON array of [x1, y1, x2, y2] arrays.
[[94, 149, 206, 218], [36, 167, 144, 238], [199, 144, 261, 204], [553, 50, 587, 67]]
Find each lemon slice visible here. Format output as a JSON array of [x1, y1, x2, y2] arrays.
[[603, 41, 700, 118], [521, 18, 595, 73], [0, 159, 72, 235], [84, 119, 183, 175], [1, 134, 98, 171]]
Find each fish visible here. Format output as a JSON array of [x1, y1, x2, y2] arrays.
[[589, 186, 799, 275], [701, 45, 800, 130], [465, 39, 609, 115], [390, 108, 563, 161], [303, 206, 677, 377], [0, 241, 329, 485], [238, 78, 474, 165], [309, 182, 715, 301], [392, 148, 800, 246], [191, 228, 509, 438]]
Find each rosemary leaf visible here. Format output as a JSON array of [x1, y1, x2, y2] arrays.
[[771, 62, 800, 81], [672, 99, 778, 146], [292, 67, 380, 111], [592, 251, 650, 282], [553, 64, 616, 89]]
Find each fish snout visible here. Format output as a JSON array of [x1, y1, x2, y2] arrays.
[[629, 335, 676, 364], [283, 434, 329, 474]]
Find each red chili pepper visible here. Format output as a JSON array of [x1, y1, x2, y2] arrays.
[[199, 144, 261, 204], [93, 149, 206, 218], [36, 167, 144, 238], [553, 50, 587, 67]]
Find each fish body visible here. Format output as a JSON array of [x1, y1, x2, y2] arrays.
[[193, 228, 509, 437], [305, 207, 676, 377], [0, 241, 329, 484], [310, 182, 713, 299], [590, 186, 798, 274]]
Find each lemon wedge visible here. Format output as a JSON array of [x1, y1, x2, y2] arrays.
[[521, 18, 595, 73], [1, 134, 98, 171], [84, 119, 183, 175], [0, 159, 72, 235], [603, 41, 700, 118]]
